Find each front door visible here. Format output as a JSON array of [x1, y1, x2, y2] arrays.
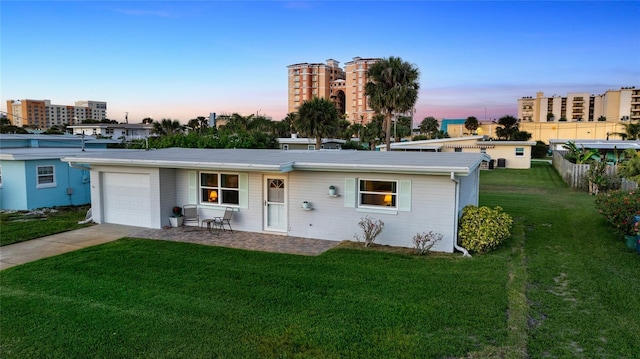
[[264, 176, 287, 232]]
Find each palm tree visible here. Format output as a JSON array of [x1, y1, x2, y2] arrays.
[[495, 115, 519, 140], [361, 114, 385, 150], [419, 116, 439, 139], [365, 57, 420, 151], [295, 97, 339, 149], [464, 116, 479, 135], [152, 119, 183, 136]]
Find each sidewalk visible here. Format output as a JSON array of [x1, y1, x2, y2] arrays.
[[0, 224, 143, 270]]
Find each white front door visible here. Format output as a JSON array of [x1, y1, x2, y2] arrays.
[[264, 176, 287, 232]]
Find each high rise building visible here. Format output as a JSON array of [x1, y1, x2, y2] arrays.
[[5, 99, 107, 129], [287, 57, 381, 124], [517, 87, 639, 123]]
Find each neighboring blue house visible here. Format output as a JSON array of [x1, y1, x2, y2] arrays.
[[0, 134, 116, 210]]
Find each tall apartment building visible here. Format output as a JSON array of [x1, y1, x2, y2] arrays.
[[287, 57, 381, 124], [5, 99, 107, 129], [517, 87, 639, 123]]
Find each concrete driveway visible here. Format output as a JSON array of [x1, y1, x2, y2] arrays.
[[0, 224, 143, 270]]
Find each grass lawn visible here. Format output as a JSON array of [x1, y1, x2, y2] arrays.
[[1, 162, 639, 358], [0, 205, 91, 246]]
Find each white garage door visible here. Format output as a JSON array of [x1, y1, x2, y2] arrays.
[[103, 173, 152, 227]]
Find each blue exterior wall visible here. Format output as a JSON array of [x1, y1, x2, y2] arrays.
[[0, 159, 91, 210], [441, 119, 466, 134], [0, 161, 28, 209]]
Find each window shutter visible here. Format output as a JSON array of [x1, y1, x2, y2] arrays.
[[239, 173, 248, 209], [344, 178, 356, 208], [189, 171, 197, 203], [399, 180, 411, 212]]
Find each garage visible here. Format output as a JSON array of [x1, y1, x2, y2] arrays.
[[102, 172, 152, 227]]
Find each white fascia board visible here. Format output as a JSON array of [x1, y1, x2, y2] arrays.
[[292, 162, 474, 176], [60, 157, 292, 172]]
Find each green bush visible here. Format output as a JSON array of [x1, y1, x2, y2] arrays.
[[594, 189, 640, 236], [531, 141, 548, 159], [458, 205, 513, 253]]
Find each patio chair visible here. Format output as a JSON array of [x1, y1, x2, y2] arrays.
[[182, 204, 200, 230], [213, 207, 234, 233]]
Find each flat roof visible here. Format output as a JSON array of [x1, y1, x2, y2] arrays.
[[61, 148, 489, 176]]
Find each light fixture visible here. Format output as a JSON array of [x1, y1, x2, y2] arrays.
[[209, 190, 218, 202], [384, 194, 392, 206]]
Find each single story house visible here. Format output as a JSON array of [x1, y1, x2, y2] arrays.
[[277, 135, 346, 150], [379, 136, 535, 169], [549, 139, 640, 163], [60, 148, 488, 253], [68, 123, 154, 141], [0, 148, 95, 210], [0, 134, 118, 210]]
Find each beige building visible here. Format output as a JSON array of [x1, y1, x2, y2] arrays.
[[5, 99, 107, 129], [517, 87, 639, 123], [287, 57, 381, 125], [379, 136, 534, 169]]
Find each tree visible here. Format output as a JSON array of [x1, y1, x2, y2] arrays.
[[563, 141, 599, 164], [295, 97, 339, 149], [394, 116, 413, 142], [152, 119, 183, 136], [464, 116, 479, 135], [419, 116, 439, 139], [365, 56, 420, 151], [495, 115, 520, 140], [361, 114, 385, 150], [617, 149, 640, 183]]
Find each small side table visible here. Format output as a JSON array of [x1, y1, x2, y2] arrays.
[[202, 219, 221, 234]]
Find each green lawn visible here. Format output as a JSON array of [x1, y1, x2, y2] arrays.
[[0, 205, 91, 246], [1, 163, 638, 358]]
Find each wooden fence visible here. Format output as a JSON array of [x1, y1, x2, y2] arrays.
[[552, 151, 637, 191]]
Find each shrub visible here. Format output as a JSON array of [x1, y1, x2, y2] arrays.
[[594, 190, 640, 236], [458, 205, 513, 253], [353, 216, 384, 248], [531, 141, 548, 159], [412, 231, 443, 255]]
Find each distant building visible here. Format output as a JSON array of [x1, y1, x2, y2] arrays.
[[517, 87, 640, 123], [5, 99, 107, 129], [67, 123, 154, 141], [287, 57, 384, 125]]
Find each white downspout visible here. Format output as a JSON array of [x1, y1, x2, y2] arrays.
[[451, 172, 471, 258]]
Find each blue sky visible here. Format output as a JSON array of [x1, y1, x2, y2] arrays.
[[2, 1, 638, 125]]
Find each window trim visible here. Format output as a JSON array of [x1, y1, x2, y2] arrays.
[[515, 147, 525, 157], [357, 178, 398, 210], [36, 165, 56, 188], [199, 171, 240, 207]]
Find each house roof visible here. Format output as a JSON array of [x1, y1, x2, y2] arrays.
[[379, 136, 535, 150], [549, 139, 640, 150], [60, 148, 489, 176], [0, 148, 114, 161], [277, 138, 347, 145]]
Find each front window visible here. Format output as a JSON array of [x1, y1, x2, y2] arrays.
[[359, 179, 397, 208], [515, 147, 525, 157], [200, 172, 239, 206], [37, 165, 56, 188]]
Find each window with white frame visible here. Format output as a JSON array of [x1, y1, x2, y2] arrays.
[[307, 145, 315, 150], [358, 179, 397, 208], [515, 147, 525, 157], [37, 165, 56, 188], [200, 172, 239, 206]]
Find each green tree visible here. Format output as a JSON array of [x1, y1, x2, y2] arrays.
[[419, 116, 439, 139], [495, 115, 520, 140], [617, 149, 640, 182], [152, 119, 183, 136], [394, 116, 412, 142], [295, 97, 340, 150], [361, 114, 385, 150], [365, 56, 420, 151], [464, 116, 479, 135]]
